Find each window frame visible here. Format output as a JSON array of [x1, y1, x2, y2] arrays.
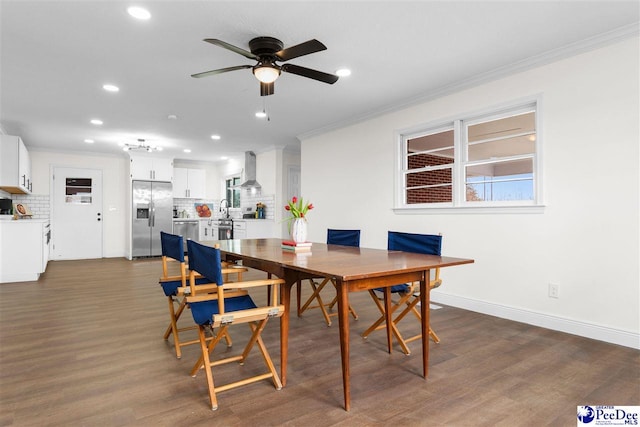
[[394, 97, 544, 214], [225, 175, 241, 208]]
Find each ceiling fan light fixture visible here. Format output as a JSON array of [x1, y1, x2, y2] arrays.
[[253, 64, 280, 83]]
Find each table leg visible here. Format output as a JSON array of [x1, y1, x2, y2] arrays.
[[384, 286, 392, 353], [336, 278, 351, 411], [281, 278, 292, 386], [420, 270, 430, 378]]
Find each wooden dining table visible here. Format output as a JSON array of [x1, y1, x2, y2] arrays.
[[206, 238, 474, 410]]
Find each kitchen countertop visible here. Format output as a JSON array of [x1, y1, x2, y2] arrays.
[[171, 217, 274, 222], [0, 218, 50, 224]]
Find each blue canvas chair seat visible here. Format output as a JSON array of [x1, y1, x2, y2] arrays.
[[361, 231, 443, 355], [159, 231, 245, 358], [184, 240, 285, 411], [161, 276, 210, 297], [296, 229, 360, 326], [190, 296, 257, 325]]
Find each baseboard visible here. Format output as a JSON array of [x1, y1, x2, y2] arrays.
[[431, 292, 640, 350]]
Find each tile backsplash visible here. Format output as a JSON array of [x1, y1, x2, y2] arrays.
[[173, 198, 216, 218], [173, 194, 275, 220], [241, 193, 275, 220], [2, 192, 275, 221], [7, 193, 50, 219]]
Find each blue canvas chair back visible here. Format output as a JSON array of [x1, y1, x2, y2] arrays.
[[187, 240, 224, 286], [186, 240, 257, 326], [161, 231, 185, 262], [384, 231, 442, 293], [327, 229, 360, 247], [388, 231, 442, 256]]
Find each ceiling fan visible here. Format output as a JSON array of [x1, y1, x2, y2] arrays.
[[191, 37, 339, 96]]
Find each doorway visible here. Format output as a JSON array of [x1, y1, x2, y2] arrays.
[[51, 167, 103, 260]]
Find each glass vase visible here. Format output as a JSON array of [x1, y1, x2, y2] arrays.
[[290, 218, 308, 243]]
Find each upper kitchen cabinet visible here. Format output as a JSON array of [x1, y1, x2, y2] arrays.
[[173, 167, 205, 199], [0, 135, 32, 194], [129, 154, 173, 182]]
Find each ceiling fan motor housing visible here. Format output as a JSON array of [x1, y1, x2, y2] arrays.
[[248, 37, 284, 56]]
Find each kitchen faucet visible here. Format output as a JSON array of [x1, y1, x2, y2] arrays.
[[219, 199, 230, 218]]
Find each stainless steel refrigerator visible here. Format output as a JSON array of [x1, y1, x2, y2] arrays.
[[132, 180, 173, 257]]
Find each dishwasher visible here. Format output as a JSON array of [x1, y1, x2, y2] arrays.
[[173, 220, 199, 252]]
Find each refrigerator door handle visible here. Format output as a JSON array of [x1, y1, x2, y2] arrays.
[[150, 201, 155, 228]]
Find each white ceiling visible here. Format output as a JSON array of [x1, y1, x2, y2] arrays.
[[1, 1, 638, 163]]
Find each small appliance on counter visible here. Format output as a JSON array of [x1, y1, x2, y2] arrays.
[[242, 206, 255, 219], [0, 198, 12, 220], [173, 206, 178, 218]]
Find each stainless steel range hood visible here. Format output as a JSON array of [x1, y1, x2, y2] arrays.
[[240, 151, 261, 189]]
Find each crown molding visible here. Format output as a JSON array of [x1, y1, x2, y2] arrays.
[[298, 23, 639, 142]]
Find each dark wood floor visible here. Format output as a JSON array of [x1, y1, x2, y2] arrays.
[[0, 258, 638, 426]]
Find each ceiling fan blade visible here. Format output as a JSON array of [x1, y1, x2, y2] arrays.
[[191, 65, 252, 78], [275, 39, 327, 62], [281, 64, 339, 84], [260, 82, 275, 96], [204, 39, 258, 60]]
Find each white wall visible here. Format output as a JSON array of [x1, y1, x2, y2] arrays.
[[301, 37, 639, 348], [29, 150, 128, 258]]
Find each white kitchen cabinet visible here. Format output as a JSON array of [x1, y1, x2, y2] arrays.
[[173, 168, 205, 198], [233, 220, 246, 239], [129, 155, 173, 181], [199, 219, 217, 240], [0, 219, 49, 282], [0, 135, 32, 194]]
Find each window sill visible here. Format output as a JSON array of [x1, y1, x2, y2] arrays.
[[393, 204, 546, 215]]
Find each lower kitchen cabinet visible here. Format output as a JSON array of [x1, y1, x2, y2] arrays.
[[199, 219, 217, 240], [233, 220, 246, 239], [0, 219, 50, 283]]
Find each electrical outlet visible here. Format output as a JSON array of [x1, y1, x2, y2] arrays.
[[548, 283, 559, 299]]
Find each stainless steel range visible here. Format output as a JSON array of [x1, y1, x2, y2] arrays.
[[217, 218, 233, 240]]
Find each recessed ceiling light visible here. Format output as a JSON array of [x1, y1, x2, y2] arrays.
[[211, 134, 221, 140], [183, 149, 191, 153], [220, 156, 228, 160], [127, 6, 151, 20], [102, 84, 119, 92], [255, 111, 267, 118], [336, 68, 351, 77], [90, 119, 103, 125], [167, 114, 177, 120], [84, 139, 94, 144]]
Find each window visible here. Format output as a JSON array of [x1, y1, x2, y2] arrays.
[[65, 178, 93, 204], [396, 100, 541, 210], [225, 176, 241, 208]]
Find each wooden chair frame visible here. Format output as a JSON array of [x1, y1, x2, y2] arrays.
[[296, 229, 360, 326], [361, 269, 442, 355], [160, 232, 246, 358], [184, 242, 285, 410], [297, 276, 358, 326]]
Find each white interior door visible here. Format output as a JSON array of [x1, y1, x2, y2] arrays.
[[52, 167, 103, 260]]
